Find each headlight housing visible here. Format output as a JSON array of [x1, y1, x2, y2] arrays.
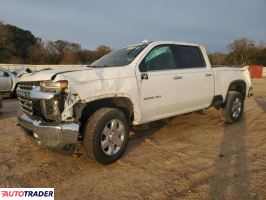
[[40, 80, 68, 91], [39, 80, 68, 121], [40, 98, 61, 122]]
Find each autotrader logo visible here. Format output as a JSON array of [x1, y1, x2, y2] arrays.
[[0, 188, 54, 200]]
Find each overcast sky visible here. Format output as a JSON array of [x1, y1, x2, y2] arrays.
[[0, 0, 265, 52]]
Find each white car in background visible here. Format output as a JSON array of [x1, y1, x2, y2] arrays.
[[0, 95, 2, 110], [0, 67, 31, 96]]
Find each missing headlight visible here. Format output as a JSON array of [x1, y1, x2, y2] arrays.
[[41, 99, 61, 121]]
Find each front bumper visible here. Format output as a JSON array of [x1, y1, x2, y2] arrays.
[[18, 113, 79, 151]]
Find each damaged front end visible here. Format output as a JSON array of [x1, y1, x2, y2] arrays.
[[17, 80, 80, 151], [40, 80, 81, 122]]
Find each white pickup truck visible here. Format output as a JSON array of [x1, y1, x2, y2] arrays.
[[17, 41, 253, 164]]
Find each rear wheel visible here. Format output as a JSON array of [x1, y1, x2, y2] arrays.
[[83, 108, 129, 164], [221, 91, 244, 123]]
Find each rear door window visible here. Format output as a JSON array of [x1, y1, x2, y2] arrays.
[[171, 45, 206, 68]]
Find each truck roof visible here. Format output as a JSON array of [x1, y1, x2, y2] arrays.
[[127, 40, 202, 48]]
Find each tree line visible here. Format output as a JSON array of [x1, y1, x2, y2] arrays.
[[0, 22, 265, 66], [0, 22, 111, 64], [209, 38, 266, 66]]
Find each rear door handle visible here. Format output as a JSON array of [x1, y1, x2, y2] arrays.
[[205, 73, 212, 77], [173, 75, 182, 80]]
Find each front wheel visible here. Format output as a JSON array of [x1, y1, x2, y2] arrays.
[[221, 91, 244, 123], [83, 108, 129, 164]]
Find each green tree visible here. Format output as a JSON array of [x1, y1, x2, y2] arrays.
[[254, 48, 266, 66], [0, 22, 36, 63], [0, 22, 111, 64]]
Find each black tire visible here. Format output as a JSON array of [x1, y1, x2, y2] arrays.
[[83, 108, 129, 165], [221, 91, 244, 123]]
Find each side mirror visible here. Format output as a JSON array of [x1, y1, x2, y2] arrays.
[[139, 60, 147, 72]]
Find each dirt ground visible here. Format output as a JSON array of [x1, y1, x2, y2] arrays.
[[0, 79, 265, 200]]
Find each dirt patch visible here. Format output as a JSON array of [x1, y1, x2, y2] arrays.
[[0, 79, 266, 199]]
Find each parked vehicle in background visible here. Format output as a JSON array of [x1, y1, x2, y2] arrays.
[[0, 67, 31, 96], [13, 68, 32, 77], [0, 95, 2, 110], [17, 41, 253, 164]]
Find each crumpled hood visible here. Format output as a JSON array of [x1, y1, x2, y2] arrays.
[[18, 66, 89, 82], [17, 65, 135, 100]]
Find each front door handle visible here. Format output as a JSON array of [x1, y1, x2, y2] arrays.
[[205, 73, 212, 77], [173, 75, 182, 80], [141, 73, 148, 80]]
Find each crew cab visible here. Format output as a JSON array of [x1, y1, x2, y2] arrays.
[[17, 41, 253, 164]]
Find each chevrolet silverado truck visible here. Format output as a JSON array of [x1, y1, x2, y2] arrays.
[[17, 41, 253, 164]]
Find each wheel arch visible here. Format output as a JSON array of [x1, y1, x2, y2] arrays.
[[228, 80, 246, 94], [225, 80, 247, 104], [75, 96, 135, 137]]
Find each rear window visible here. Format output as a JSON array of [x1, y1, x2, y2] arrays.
[[171, 45, 206, 68]]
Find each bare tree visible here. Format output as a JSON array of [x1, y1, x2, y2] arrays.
[[94, 45, 111, 60], [28, 38, 47, 64], [227, 38, 255, 65]]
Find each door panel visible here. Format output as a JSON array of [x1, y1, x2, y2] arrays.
[[0, 70, 12, 91], [139, 68, 214, 122], [137, 44, 214, 123], [174, 68, 214, 112], [139, 70, 183, 121], [138, 45, 180, 122], [170, 45, 214, 111]]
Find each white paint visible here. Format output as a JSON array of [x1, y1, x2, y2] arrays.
[[0, 64, 86, 72], [17, 41, 252, 125]]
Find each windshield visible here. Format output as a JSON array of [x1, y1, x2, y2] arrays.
[[90, 44, 148, 67]]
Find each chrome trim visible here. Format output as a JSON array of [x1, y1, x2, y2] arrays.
[[18, 97, 34, 115], [17, 86, 56, 100], [19, 84, 36, 90], [231, 97, 242, 118], [18, 97, 33, 105], [18, 113, 79, 150]]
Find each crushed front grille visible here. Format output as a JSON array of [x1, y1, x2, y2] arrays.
[[18, 97, 42, 116], [18, 97, 33, 115], [17, 82, 42, 117]]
